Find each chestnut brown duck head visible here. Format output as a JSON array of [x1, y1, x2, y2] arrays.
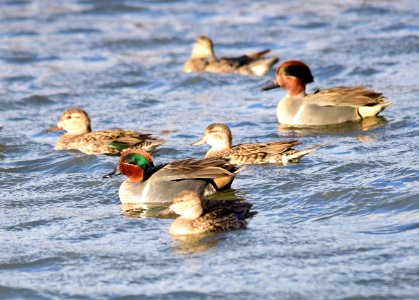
[[104, 149, 241, 204], [262, 60, 391, 127]]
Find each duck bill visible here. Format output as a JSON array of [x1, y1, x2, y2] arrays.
[[103, 167, 122, 179], [261, 82, 281, 91], [46, 125, 63, 132], [191, 138, 206, 146]]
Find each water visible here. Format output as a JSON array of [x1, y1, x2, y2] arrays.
[[1, 0, 418, 298]]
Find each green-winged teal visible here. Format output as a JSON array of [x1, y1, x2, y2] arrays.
[[262, 60, 391, 126], [47, 108, 164, 155], [183, 36, 279, 76], [104, 149, 241, 204], [192, 123, 316, 164], [169, 190, 256, 235]]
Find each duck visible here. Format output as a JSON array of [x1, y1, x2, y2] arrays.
[[47, 108, 164, 155], [103, 149, 241, 204], [262, 60, 391, 126], [183, 36, 279, 76], [169, 190, 256, 235], [191, 123, 316, 164]]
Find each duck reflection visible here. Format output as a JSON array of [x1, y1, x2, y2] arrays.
[[121, 202, 172, 219], [278, 116, 388, 136], [121, 188, 246, 218], [170, 233, 223, 254]]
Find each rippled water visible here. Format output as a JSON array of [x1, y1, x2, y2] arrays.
[[1, 0, 418, 298]]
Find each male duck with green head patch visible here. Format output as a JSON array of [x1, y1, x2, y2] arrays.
[[104, 149, 240, 204], [262, 60, 391, 127]]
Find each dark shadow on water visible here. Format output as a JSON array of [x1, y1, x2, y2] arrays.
[[359, 221, 419, 235], [278, 116, 389, 137], [0, 144, 5, 161], [0, 286, 48, 300]]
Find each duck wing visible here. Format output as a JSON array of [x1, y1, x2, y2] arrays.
[[228, 141, 300, 164], [82, 129, 152, 144], [220, 49, 271, 67], [155, 158, 240, 181], [205, 200, 257, 219], [232, 141, 299, 155], [307, 86, 387, 107], [194, 202, 256, 232], [77, 129, 162, 155]]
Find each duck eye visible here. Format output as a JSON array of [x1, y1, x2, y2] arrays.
[[66, 115, 71, 119]]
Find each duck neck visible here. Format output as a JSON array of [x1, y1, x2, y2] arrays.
[[183, 206, 203, 220], [287, 82, 306, 97], [212, 140, 231, 151], [205, 140, 231, 158], [192, 45, 217, 63], [66, 124, 91, 135]]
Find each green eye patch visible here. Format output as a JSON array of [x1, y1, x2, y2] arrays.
[[125, 153, 149, 169]]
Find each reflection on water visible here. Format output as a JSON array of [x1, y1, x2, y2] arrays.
[[121, 188, 248, 220], [121, 202, 173, 218], [278, 116, 389, 136], [171, 233, 223, 254]]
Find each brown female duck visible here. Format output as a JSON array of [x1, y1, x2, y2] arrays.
[[169, 190, 256, 235], [47, 108, 163, 155], [192, 123, 316, 164], [183, 36, 279, 76]]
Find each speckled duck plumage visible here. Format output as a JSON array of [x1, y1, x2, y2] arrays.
[[169, 190, 257, 235], [183, 36, 279, 76], [192, 123, 316, 164], [47, 108, 164, 155]]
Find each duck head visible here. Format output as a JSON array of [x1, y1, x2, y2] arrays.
[[190, 36, 217, 62], [191, 123, 232, 151], [47, 108, 92, 134], [104, 149, 154, 182], [170, 190, 204, 220], [262, 60, 314, 96]]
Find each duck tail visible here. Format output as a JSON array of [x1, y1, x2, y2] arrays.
[[246, 210, 258, 218], [247, 49, 271, 60], [249, 57, 280, 76], [236, 205, 258, 220], [282, 144, 321, 164], [358, 101, 391, 118], [234, 164, 246, 175]]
